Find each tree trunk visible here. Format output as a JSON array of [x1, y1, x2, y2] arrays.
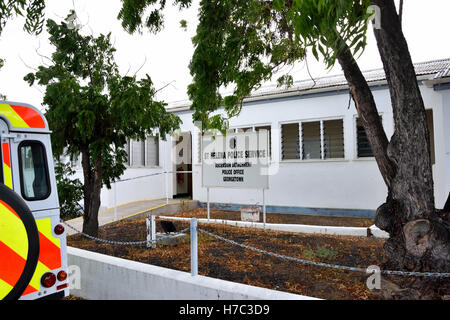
[[81, 146, 103, 237], [371, 0, 449, 276], [337, 0, 449, 298], [336, 40, 395, 189]]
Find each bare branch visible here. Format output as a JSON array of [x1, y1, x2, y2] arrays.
[[35, 40, 54, 66], [305, 54, 317, 90], [133, 55, 147, 76], [155, 80, 176, 93], [19, 54, 38, 72]]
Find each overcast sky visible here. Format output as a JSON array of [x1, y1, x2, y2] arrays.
[[0, 0, 449, 111]]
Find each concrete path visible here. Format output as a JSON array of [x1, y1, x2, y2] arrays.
[[64, 198, 187, 236]]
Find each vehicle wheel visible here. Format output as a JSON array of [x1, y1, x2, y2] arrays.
[[0, 184, 39, 300]]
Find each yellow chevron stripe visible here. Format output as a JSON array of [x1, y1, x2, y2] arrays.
[[25, 219, 61, 294], [0, 104, 29, 128], [35, 219, 60, 248], [3, 163, 12, 189], [0, 278, 13, 300], [0, 202, 28, 260]]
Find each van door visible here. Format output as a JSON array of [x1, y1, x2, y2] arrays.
[[0, 119, 13, 189], [9, 133, 59, 214]]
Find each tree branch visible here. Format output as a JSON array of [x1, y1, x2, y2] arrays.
[[336, 39, 395, 188]]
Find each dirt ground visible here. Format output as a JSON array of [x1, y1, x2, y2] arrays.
[[67, 209, 395, 300]]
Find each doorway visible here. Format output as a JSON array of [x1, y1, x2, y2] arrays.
[[173, 132, 192, 199]]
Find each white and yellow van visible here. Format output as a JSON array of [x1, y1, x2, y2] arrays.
[[0, 100, 68, 300]]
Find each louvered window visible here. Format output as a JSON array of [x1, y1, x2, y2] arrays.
[[131, 139, 145, 167], [356, 117, 382, 158], [282, 119, 345, 161], [281, 123, 300, 160], [323, 119, 344, 159], [146, 136, 159, 166], [255, 125, 271, 158], [125, 137, 160, 167], [302, 121, 321, 160]]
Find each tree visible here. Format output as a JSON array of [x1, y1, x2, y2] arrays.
[[117, 0, 192, 34], [0, 58, 6, 100], [0, 0, 47, 100], [0, 0, 46, 36], [54, 161, 83, 221], [25, 13, 181, 236], [118, 0, 449, 298]]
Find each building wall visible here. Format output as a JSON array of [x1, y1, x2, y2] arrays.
[[438, 88, 450, 207], [177, 83, 448, 212], [73, 138, 174, 211], [86, 83, 449, 215]]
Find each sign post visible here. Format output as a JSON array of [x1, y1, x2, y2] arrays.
[[207, 187, 210, 221], [201, 130, 269, 223], [190, 218, 198, 276], [263, 188, 266, 227]]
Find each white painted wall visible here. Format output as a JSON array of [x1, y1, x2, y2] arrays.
[[85, 83, 449, 213], [68, 246, 317, 300], [439, 89, 450, 207], [177, 83, 449, 211], [73, 138, 175, 210]]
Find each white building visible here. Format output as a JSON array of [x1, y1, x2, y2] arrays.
[[85, 58, 450, 218]]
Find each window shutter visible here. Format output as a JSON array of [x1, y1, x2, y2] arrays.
[[131, 139, 145, 167], [125, 139, 131, 166], [356, 118, 378, 158], [302, 121, 321, 160], [323, 119, 344, 159], [197, 133, 202, 164], [281, 123, 300, 160], [146, 136, 159, 166], [255, 125, 271, 158]]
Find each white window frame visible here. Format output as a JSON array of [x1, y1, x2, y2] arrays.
[[353, 113, 384, 161], [127, 135, 160, 168], [280, 116, 346, 163]]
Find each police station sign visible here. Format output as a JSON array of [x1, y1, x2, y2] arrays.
[[202, 130, 269, 189]]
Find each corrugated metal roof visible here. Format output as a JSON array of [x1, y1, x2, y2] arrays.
[[167, 58, 450, 110], [250, 58, 450, 99]]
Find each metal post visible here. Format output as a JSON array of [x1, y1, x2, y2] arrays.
[[114, 181, 118, 221], [146, 215, 157, 248], [146, 215, 151, 248], [165, 170, 169, 205], [190, 218, 198, 276], [165, 140, 169, 205], [263, 188, 266, 227], [151, 215, 156, 248], [207, 187, 210, 221]]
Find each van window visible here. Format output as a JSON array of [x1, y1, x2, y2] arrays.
[[19, 141, 50, 200]]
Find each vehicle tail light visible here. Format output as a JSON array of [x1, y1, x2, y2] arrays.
[[57, 270, 67, 281], [54, 224, 65, 235], [57, 283, 68, 290], [41, 272, 56, 288]]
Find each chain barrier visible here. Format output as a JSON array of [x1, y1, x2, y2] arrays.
[[62, 220, 189, 246], [197, 228, 450, 278], [114, 171, 196, 183]]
